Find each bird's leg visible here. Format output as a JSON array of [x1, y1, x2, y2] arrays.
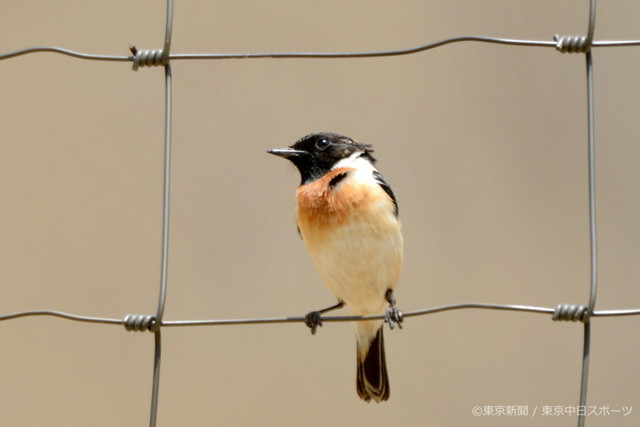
[[384, 289, 404, 330], [305, 301, 344, 335]]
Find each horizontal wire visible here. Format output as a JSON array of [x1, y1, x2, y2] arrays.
[[0, 46, 131, 61], [169, 38, 640, 60], [0, 310, 122, 325], [170, 36, 556, 60], [3, 37, 640, 63], [1, 304, 639, 328]]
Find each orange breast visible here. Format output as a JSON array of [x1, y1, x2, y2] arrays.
[[295, 167, 388, 246], [296, 168, 360, 220]]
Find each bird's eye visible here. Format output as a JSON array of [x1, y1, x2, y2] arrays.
[[316, 138, 330, 150]]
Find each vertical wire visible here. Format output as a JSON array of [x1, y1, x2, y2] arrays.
[[153, 61, 173, 330], [148, 1, 174, 426], [578, 1, 597, 426], [153, 0, 174, 333], [147, 63, 172, 427], [585, 0, 596, 48], [578, 48, 597, 427], [149, 330, 163, 427], [578, 322, 591, 427], [162, 0, 174, 65], [585, 14, 598, 318]]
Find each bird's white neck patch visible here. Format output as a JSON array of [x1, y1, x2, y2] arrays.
[[332, 152, 374, 171], [331, 151, 377, 185]]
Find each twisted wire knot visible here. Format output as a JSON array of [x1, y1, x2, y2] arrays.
[[123, 313, 157, 331], [129, 45, 167, 71], [554, 35, 591, 53], [552, 304, 591, 322]]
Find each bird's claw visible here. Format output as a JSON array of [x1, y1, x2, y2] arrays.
[[384, 306, 404, 330], [304, 311, 323, 335], [384, 289, 403, 330]]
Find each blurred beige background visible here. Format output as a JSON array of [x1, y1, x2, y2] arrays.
[[2, 0, 640, 426]]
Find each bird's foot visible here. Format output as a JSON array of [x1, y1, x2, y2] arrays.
[[304, 301, 344, 335], [384, 306, 404, 330], [304, 311, 323, 335], [384, 289, 404, 330]]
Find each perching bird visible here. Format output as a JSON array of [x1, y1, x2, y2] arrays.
[[268, 132, 403, 402]]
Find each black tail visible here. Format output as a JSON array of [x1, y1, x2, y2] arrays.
[[356, 327, 389, 402]]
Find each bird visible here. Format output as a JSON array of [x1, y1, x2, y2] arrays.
[[268, 132, 403, 402]]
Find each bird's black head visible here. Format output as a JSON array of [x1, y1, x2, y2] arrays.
[[268, 132, 376, 185]]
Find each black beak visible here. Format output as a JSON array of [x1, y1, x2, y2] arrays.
[[267, 147, 307, 159]]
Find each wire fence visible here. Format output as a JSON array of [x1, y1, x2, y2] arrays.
[[2, 0, 640, 425]]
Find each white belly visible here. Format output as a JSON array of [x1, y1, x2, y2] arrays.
[[303, 215, 403, 316]]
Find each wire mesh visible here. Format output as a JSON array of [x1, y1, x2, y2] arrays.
[[2, 0, 640, 426]]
